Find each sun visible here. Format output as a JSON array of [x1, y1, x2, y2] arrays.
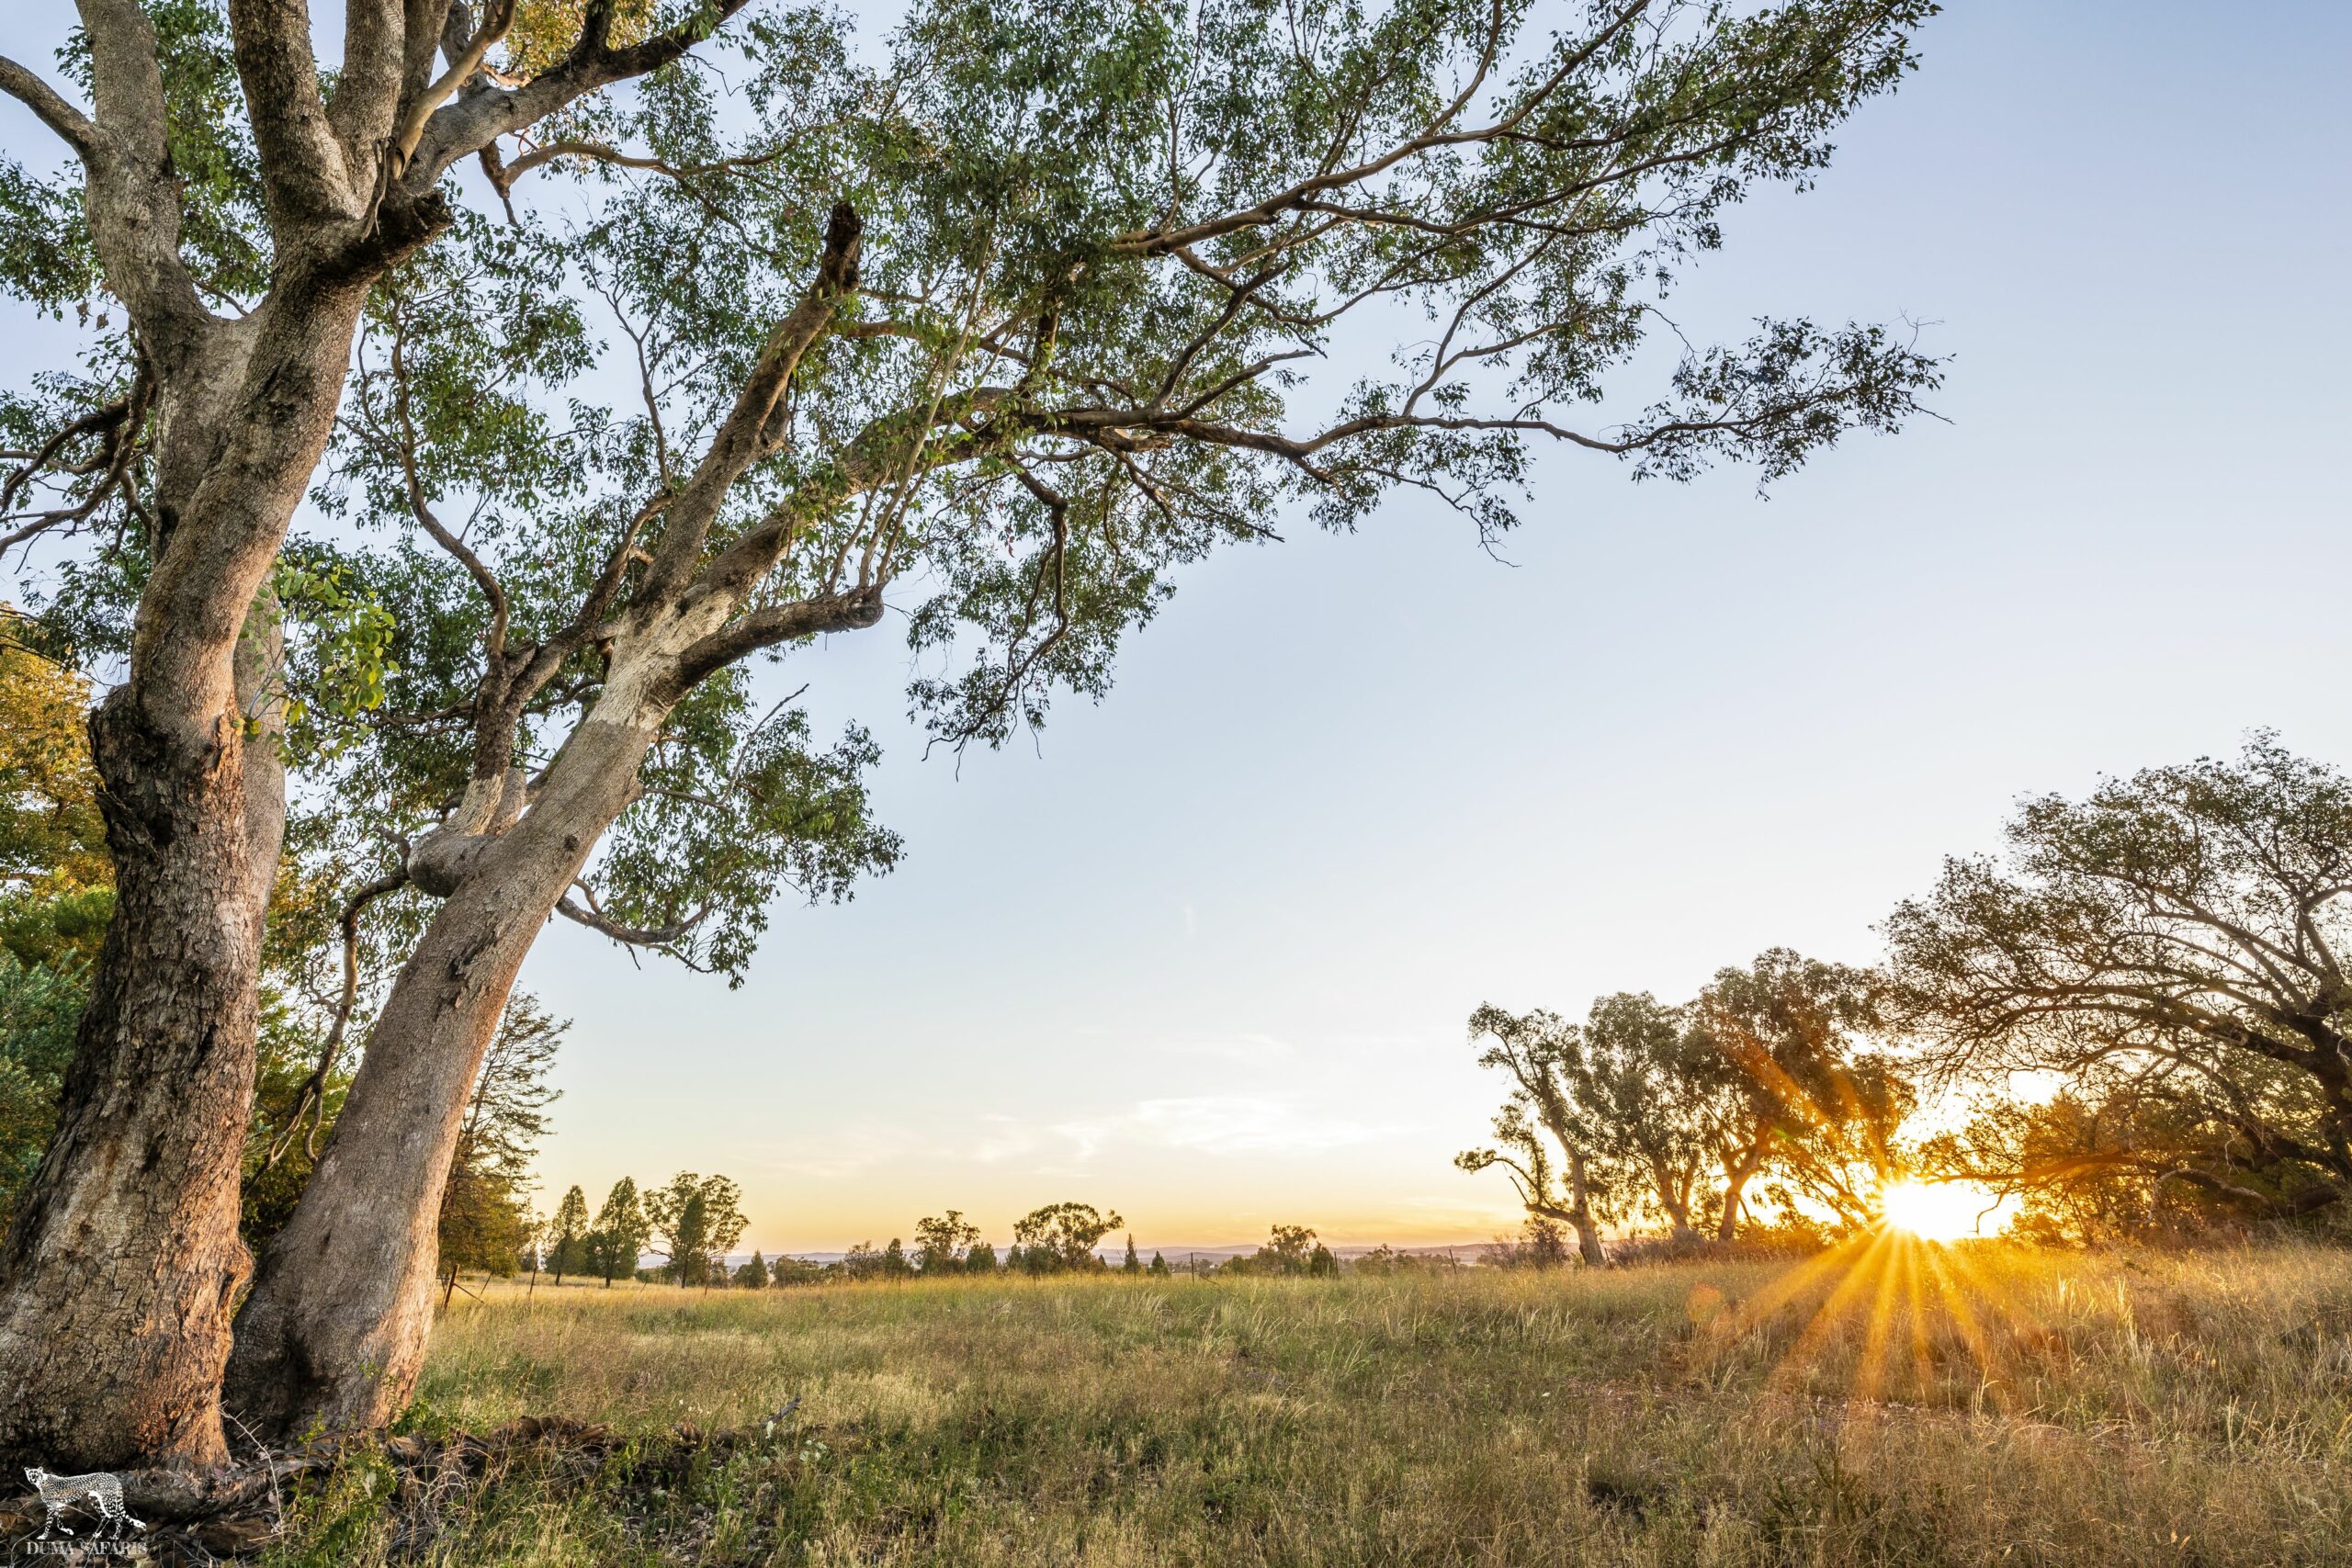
[[1877, 1179, 2006, 1242]]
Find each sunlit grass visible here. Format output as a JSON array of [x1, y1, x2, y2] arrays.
[[256, 1246, 2352, 1566]]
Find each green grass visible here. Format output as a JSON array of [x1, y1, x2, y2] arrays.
[[260, 1243, 2352, 1565]]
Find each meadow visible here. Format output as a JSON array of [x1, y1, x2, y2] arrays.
[[249, 1241, 2352, 1567]]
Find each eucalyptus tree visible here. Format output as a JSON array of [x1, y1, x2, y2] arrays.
[[1884, 735, 2352, 1224], [1686, 948, 1882, 1238], [0, 0, 779, 1466], [1462, 994, 1722, 1247], [1456, 1002, 1611, 1263], [232, 0, 1939, 1437], [1573, 991, 1720, 1242], [913, 1209, 979, 1272], [1012, 1201, 1125, 1272], [643, 1170, 746, 1287]]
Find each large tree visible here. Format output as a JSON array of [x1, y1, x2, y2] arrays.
[[228, 0, 1940, 1438], [1573, 991, 1719, 1242], [0, 0, 780, 1467], [1463, 968, 1909, 1247], [1456, 1002, 1611, 1263], [1884, 734, 2352, 1224], [9, 0, 1942, 1454], [1012, 1201, 1124, 1272], [1686, 948, 1884, 1238]]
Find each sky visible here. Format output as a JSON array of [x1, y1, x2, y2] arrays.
[[5, 2, 2350, 1252]]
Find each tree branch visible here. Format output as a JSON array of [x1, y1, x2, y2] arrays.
[[662, 584, 887, 703], [398, 0, 760, 194], [634, 201, 863, 615], [555, 885, 708, 948], [0, 56, 98, 158], [226, 0, 366, 223]]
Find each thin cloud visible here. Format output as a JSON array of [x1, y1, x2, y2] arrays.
[[1051, 1096, 1395, 1159]]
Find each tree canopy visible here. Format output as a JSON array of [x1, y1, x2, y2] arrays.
[[15, 0, 1948, 1002], [1887, 733, 2352, 1226]]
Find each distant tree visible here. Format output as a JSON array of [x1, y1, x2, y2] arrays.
[[1121, 1235, 1140, 1274], [966, 1240, 998, 1273], [1887, 736, 2352, 1224], [1259, 1224, 1320, 1275], [1574, 993, 1718, 1244], [588, 1179, 650, 1288], [1308, 1243, 1339, 1277], [1012, 1202, 1125, 1272], [840, 1240, 886, 1280], [511, 1211, 542, 1298], [914, 1210, 980, 1273], [1482, 1218, 1573, 1269], [999, 1244, 1025, 1275], [733, 1251, 771, 1289], [881, 1237, 911, 1278], [770, 1254, 826, 1287], [435, 997, 563, 1299], [1456, 1006, 1609, 1265], [546, 1185, 591, 1286], [1148, 1250, 1170, 1277], [646, 1173, 748, 1288], [1689, 951, 1882, 1239]]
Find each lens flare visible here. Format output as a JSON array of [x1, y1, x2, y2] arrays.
[[1878, 1179, 2006, 1242]]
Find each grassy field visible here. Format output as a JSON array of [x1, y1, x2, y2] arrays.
[[259, 1241, 2352, 1566]]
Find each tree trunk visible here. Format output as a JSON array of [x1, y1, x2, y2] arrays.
[[1716, 1171, 1748, 1242], [226, 710, 657, 1438], [0, 281, 364, 1470], [1566, 1151, 1605, 1267], [1717, 1136, 1769, 1243], [1652, 1156, 1698, 1246]]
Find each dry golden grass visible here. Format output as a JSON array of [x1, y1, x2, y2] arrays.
[[260, 1243, 2352, 1565]]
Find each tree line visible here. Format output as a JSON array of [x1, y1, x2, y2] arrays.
[[1462, 734, 2352, 1252], [529, 1213, 1363, 1287], [3, 0, 1944, 1470]]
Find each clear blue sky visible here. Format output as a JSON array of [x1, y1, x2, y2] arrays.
[[6, 2, 2348, 1250]]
